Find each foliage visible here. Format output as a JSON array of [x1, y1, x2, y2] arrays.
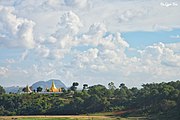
[[0, 85, 5, 94], [0, 80, 179, 120], [70, 82, 79, 91], [37, 86, 43, 92]]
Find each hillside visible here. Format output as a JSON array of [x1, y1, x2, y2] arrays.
[[0, 80, 179, 119], [4, 86, 22, 93], [31, 79, 67, 91]]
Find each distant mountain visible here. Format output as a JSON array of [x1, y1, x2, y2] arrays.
[[4, 86, 22, 93], [31, 79, 67, 91]]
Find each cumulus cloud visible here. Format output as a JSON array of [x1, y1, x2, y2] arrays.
[[6, 59, 15, 64], [1, 0, 180, 32], [87, 23, 107, 35], [32, 11, 83, 60], [54, 11, 83, 37], [76, 48, 99, 63], [35, 45, 50, 58], [64, 0, 89, 8], [0, 6, 35, 49], [0, 67, 8, 76], [153, 24, 173, 31], [138, 42, 180, 75], [118, 9, 146, 22], [72, 30, 130, 70], [0, 0, 180, 87], [46, 35, 79, 59], [47, 36, 57, 43], [20, 50, 29, 61], [166, 42, 180, 53]]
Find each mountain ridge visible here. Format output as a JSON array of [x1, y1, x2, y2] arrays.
[[31, 79, 67, 91], [5, 79, 67, 93]]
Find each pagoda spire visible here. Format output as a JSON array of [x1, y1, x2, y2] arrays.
[[24, 85, 32, 93], [51, 81, 57, 89], [50, 81, 59, 92]]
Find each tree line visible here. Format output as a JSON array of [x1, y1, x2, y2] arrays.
[[0, 80, 180, 120]]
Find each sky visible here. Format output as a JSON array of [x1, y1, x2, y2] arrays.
[[0, 0, 180, 88]]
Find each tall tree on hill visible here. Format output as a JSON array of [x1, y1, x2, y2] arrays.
[[83, 84, 88, 91], [70, 82, 79, 91], [0, 85, 5, 94], [108, 82, 116, 90], [37, 86, 43, 92]]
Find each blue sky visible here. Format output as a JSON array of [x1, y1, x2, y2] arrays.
[[0, 0, 180, 88], [123, 29, 180, 49]]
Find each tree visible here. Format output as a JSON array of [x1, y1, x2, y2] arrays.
[[119, 83, 125, 89], [0, 85, 5, 94], [73, 82, 79, 87], [37, 86, 43, 92], [88, 84, 110, 98], [108, 82, 116, 90], [160, 100, 177, 111], [0, 80, 179, 117], [70, 82, 79, 91], [83, 84, 88, 91], [61, 87, 66, 93], [71, 97, 85, 114], [22, 87, 26, 92], [84, 94, 102, 112]]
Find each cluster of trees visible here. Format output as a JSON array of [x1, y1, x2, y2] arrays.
[[0, 80, 180, 120]]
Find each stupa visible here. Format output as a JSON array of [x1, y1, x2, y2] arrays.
[[24, 85, 32, 93], [49, 81, 62, 92]]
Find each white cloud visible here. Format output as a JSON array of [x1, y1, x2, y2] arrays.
[[20, 50, 29, 61], [0, 67, 8, 76], [35, 45, 50, 58], [153, 24, 173, 31], [170, 35, 180, 39], [0, 6, 35, 49], [47, 36, 57, 43], [6, 59, 15, 64], [54, 11, 83, 37], [64, 0, 89, 8], [76, 48, 99, 64], [118, 9, 146, 22], [49, 49, 67, 59], [1, 0, 180, 32], [31, 11, 83, 60], [137, 42, 180, 76], [140, 43, 164, 63], [166, 42, 180, 53], [0, 0, 180, 87], [87, 23, 107, 36], [161, 46, 180, 67]]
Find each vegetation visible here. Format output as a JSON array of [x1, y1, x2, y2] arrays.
[[10, 117, 138, 120], [0, 80, 180, 120], [17, 117, 145, 120], [0, 85, 5, 94]]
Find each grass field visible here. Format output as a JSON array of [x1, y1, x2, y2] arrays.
[[0, 112, 147, 120], [18, 118, 117, 120], [0, 115, 147, 120], [18, 118, 146, 120]]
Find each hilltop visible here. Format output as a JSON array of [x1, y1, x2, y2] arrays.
[[5, 79, 67, 93], [31, 79, 67, 91]]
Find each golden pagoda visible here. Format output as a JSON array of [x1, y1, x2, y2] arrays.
[[49, 81, 62, 92], [24, 85, 32, 93]]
